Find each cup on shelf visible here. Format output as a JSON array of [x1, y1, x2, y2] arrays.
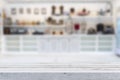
[[52, 31, 56, 35], [36, 21, 41, 25], [32, 21, 36, 25], [52, 5, 56, 15], [96, 23, 104, 34], [60, 31, 64, 35], [60, 6, 64, 15], [4, 27, 11, 35], [74, 23, 80, 34], [87, 27, 97, 34], [77, 8, 90, 16], [98, 9, 106, 16], [70, 8, 75, 16], [103, 24, 114, 34], [80, 21, 87, 34]]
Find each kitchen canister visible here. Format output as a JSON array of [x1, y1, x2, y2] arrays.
[[80, 21, 87, 34]]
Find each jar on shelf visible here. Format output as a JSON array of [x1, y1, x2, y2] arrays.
[[3, 17, 12, 25], [70, 8, 75, 16], [60, 6, 64, 15], [65, 16, 73, 34], [73, 23, 80, 34], [80, 21, 87, 34], [105, 3, 112, 16], [52, 5, 56, 15]]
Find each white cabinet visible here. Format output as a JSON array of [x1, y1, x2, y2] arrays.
[[1, 35, 115, 54]]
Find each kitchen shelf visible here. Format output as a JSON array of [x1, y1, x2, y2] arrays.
[[6, 0, 112, 3], [4, 24, 66, 28], [52, 15, 113, 19], [70, 16, 113, 22], [4, 16, 113, 29], [71, 16, 113, 19], [4, 34, 115, 37]]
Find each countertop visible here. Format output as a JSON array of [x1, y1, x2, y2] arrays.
[[0, 53, 120, 72]]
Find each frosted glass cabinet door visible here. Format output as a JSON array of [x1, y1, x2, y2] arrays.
[[49, 39, 59, 52], [98, 36, 113, 51], [39, 38, 49, 53], [22, 36, 38, 52], [5, 36, 20, 52], [69, 38, 80, 52], [59, 38, 69, 52]]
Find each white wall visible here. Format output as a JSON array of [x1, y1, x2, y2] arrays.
[[0, 0, 5, 8]]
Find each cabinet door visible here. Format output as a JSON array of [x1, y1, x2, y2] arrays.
[[80, 36, 96, 52], [98, 36, 114, 52], [22, 36, 38, 52], [69, 38, 80, 52], [39, 38, 49, 53], [58, 38, 69, 52], [5, 36, 20, 52], [49, 38, 59, 52]]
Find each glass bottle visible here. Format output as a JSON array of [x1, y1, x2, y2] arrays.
[[65, 16, 73, 34], [52, 6, 56, 15], [60, 6, 64, 15]]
